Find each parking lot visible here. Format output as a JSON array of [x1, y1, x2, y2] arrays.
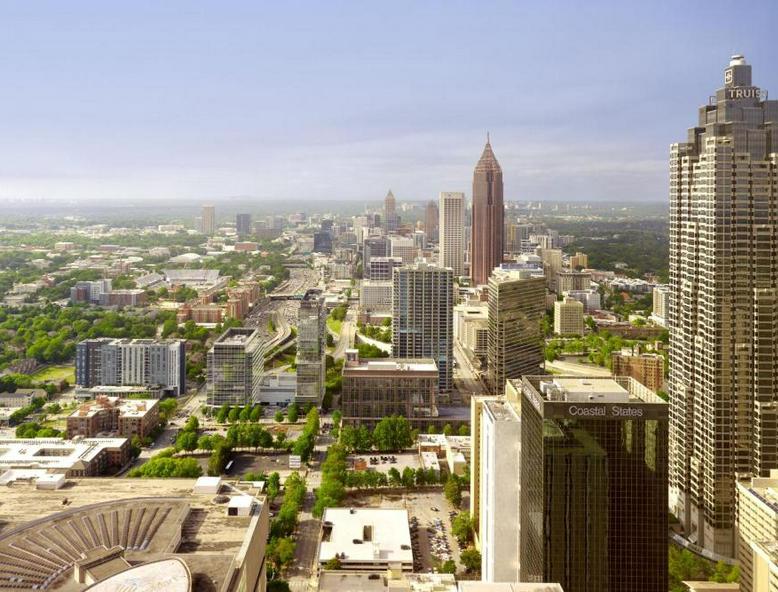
[[342, 489, 462, 571]]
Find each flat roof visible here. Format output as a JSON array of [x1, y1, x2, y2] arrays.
[[320, 508, 412, 565], [345, 359, 438, 374], [84, 558, 191, 592], [457, 584, 564, 592], [0, 437, 127, 469], [319, 571, 456, 592]]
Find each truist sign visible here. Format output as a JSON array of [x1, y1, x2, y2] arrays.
[[726, 87, 764, 100]]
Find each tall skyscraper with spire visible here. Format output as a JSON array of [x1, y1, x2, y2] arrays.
[[669, 55, 778, 556], [384, 189, 398, 232], [471, 135, 504, 286]]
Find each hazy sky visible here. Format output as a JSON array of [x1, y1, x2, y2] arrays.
[[1, 1, 777, 204]]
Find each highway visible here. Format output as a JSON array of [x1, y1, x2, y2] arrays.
[[331, 308, 356, 359]]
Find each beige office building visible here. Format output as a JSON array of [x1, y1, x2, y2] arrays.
[[487, 268, 546, 395], [736, 472, 778, 592], [540, 248, 563, 291], [201, 204, 216, 235], [554, 296, 584, 336], [669, 55, 778, 556], [570, 252, 589, 270], [556, 271, 592, 294], [439, 192, 465, 277]]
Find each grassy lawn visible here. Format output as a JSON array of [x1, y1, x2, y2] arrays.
[[327, 317, 342, 334], [30, 365, 75, 383]]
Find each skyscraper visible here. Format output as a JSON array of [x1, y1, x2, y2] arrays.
[[392, 262, 454, 394], [206, 327, 264, 406], [471, 136, 504, 286], [201, 204, 216, 235], [475, 376, 668, 590], [296, 290, 326, 405], [438, 191, 465, 277], [384, 189, 398, 232], [669, 55, 778, 555], [425, 200, 439, 242], [235, 213, 252, 236], [487, 267, 546, 395]]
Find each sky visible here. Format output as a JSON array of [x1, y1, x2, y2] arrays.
[[1, 0, 777, 204]]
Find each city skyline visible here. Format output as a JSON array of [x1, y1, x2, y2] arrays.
[[1, 2, 777, 204]]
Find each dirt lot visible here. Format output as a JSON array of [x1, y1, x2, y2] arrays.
[[343, 489, 461, 572]]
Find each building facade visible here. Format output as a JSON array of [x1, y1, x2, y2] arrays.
[[201, 204, 216, 235], [439, 192, 465, 277], [611, 347, 665, 392], [669, 55, 778, 555], [384, 190, 398, 232], [76, 338, 186, 396], [471, 137, 504, 286], [736, 472, 778, 592], [236, 213, 252, 236], [296, 290, 326, 405], [367, 256, 403, 281], [206, 328, 264, 406], [341, 351, 438, 427], [66, 396, 160, 440], [486, 268, 546, 396], [425, 200, 439, 242], [553, 296, 585, 336], [392, 263, 454, 394], [474, 376, 669, 591]]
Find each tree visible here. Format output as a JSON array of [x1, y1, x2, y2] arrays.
[[274, 410, 284, 423], [372, 415, 413, 451], [228, 407, 240, 423], [268, 536, 296, 571], [440, 559, 456, 574], [267, 581, 291, 592], [401, 467, 416, 488], [451, 511, 474, 544], [175, 431, 199, 452], [267, 472, 281, 500], [324, 556, 342, 570], [332, 410, 342, 427], [197, 435, 214, 451], [460, 548, 481, 573], [216, 404, 230, 423], [444, 475, 462, 507], [387, 467, 402, 486], [458, 424, 469, 436], [183, 415, 199, 432], [287, 404, 299, 423], [239, 406, 251, 422], [443, 423, 454, 437], [250, 405, 263, 422]]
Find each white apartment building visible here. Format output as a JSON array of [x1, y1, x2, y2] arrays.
[[439, 192, 465, 277]]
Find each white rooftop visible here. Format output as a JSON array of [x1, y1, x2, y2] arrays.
[[0, 437, 127, 470], [457, 583, 564, 592], [85, 557, 191, 592], [320, 508, 413, 566], [545, 377, 629, 403]]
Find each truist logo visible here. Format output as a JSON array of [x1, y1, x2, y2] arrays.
[[726, 87, 764, 100]]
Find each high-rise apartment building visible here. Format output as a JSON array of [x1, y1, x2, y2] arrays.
[[651, 285, 669, 327], [235, 213, 252, 236], [425, 200, 439, 242], [389, 235, 417, 264], [539, 248, 563, 291], [296, 290, 326, 405], [669, 55, 778, 555], [367, 256, 403, 281], [438, 192, 465, 277], [384, 189, 398, 232], [471, 137, 504, 286], [556, 271, 592, 294], [201, 204, 216, 235], [75, 338, 186, 396], [363, 236, 389, 275], [611, 347, 665, 392], [392, 263, 454, 394], [206, 328, 264, 407], [569, 251, 589, 270], [486, 268, 546, 396], [553, 296, 585, 335], [474, 376, 668, 591]]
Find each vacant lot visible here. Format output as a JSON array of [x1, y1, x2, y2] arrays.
[[30, 365, 75, 383]]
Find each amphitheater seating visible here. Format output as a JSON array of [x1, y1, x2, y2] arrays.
[[0, 498, 188, 590]]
